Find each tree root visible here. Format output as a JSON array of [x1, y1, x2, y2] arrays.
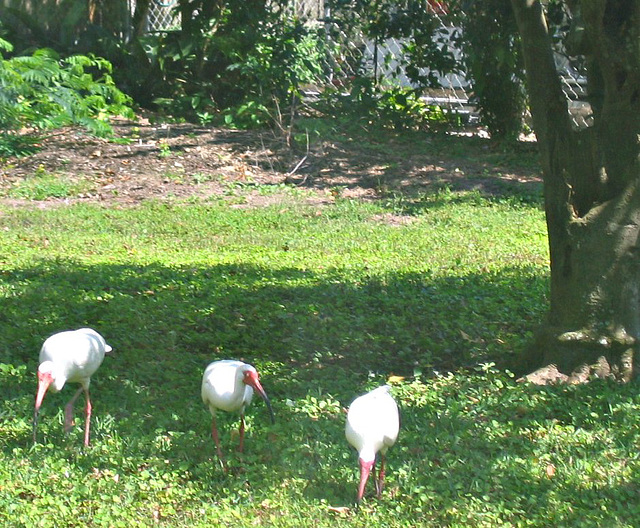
[[516, 326, 638, 384]]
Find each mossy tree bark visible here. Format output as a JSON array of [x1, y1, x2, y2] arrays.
[[510, 0, 640, 382]]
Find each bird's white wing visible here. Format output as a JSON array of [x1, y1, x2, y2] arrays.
[[201, 360, 247, 413]]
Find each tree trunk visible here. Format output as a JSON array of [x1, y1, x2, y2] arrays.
[[510, 0, 640, 382], [132, 0, 152, 38]]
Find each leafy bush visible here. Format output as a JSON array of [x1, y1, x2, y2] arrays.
[[454, 0, 526, 140], [321, 1, 526, 139], [321, 78, 453, 132], [221, 20, 326, 129], [147, 11, 326, 128], [0, 38, 134, 139]]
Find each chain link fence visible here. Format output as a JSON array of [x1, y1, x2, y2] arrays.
[[142, 0, 591, 130], [146, 0, 180, 31]]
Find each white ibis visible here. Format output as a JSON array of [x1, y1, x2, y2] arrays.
[[33, 328, 112, 446], [201, 360, 275, 465], [345, 385, 399, 504]]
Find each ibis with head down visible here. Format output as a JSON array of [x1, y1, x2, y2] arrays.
[[345, 385, 399, 504], [201, 360, 275, 466], [34, 328, 112, 446]]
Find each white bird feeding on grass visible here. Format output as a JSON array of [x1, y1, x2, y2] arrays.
[[345, 385, 399, 504], [201, 360, 275, 467], [34, 328, 112, 447]]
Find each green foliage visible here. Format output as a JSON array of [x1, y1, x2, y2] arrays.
[[0, 187, 638, 526], [365, 0, 458, 87], [317, 1, 522, 136], [319, 1, 526, 139], [139, 1, 326, 127], [453, 0, 527, 140], [2, 167, 96, 200], [0, 134, 40, 158], [0, 44, 134, 139], [0, 0, 530, 139], [321, 79, 456, 131], [228, 20, 325, 101], [219, 19, 326, 129], [222, 100, 271, 129]]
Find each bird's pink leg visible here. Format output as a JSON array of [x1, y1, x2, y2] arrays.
[[64, 387, 84, 433], [83, 388, 92, 447], [377, 455, 386, 498], [238, 414, 245, 453], [371, 462, 380, 497], [211, 414, 226, 469]]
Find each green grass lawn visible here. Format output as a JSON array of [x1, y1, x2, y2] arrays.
[[0, 187, 638, 527]]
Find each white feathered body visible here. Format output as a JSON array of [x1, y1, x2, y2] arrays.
[[38, 328, 112, 392], [346, 385, 399, 463], [201, 360, 255, 415]]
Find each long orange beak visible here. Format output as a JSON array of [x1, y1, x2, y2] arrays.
[[357, 458, 374, 503], [33, 372, 53, 444]]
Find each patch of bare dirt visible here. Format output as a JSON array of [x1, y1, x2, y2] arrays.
[[0, 116, 542, 209]]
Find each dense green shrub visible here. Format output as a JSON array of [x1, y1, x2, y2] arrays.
[[454, 0, 526, 140], [147, 4, 326, 127], [0, 38, 133, 139], [0, 0, 528, 137], [323, 1, 526, 139]]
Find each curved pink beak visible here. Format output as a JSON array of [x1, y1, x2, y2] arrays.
[[33, 371, 53, 443], [243, 370, 275, 424], [249, 378, 275, 424], [357, 458, 374, 503]]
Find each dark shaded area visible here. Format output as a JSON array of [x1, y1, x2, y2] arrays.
[[1, 120, 543, 208], [2, 260, 638, 526], [0, 259, 547, 395], [0, 257, 546, 448]]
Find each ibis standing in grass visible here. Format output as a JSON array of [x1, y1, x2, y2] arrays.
[[201, 360, 275, 466], [345, 385, 400, 503], [34, 328, 112, 446]]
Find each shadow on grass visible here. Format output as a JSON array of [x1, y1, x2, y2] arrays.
[[285, 129, 544, 207], [140, 120, 544, 210], [1, 259, 638, 525], [0, 258, 547, 388], [0, 256, 545, 446]]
